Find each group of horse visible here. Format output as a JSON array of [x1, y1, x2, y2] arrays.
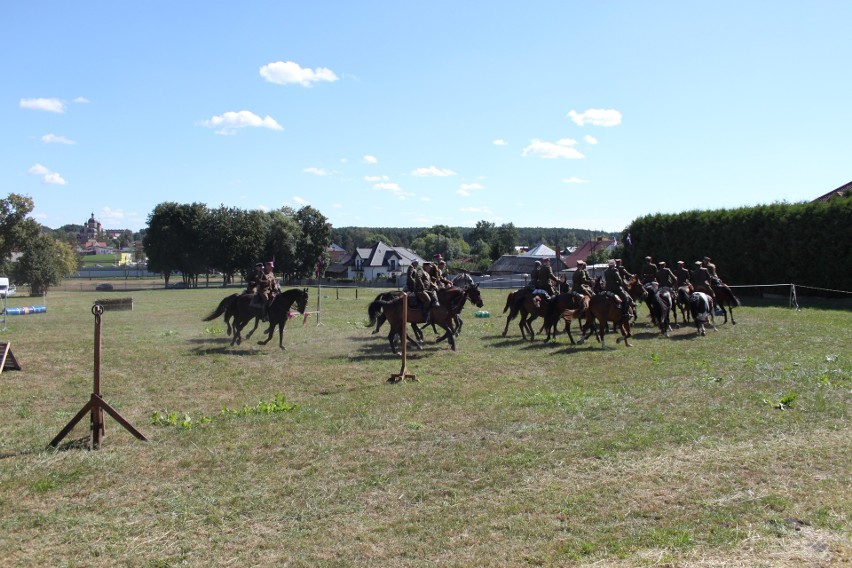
[[366, 273, 484, 354], [501, 276, 741, 349], [199, 272, 740, 353]]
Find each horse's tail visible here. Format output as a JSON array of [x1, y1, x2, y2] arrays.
[[367, 299, 385, 326], [728, 287, 742, 307], [503, 291, 515, 313], [203, 293, 237, 321]]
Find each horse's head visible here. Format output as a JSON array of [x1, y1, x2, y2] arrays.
[[628, 278, 649, 300], [466, 283, 484, 308], [295, 288, 309, 313]]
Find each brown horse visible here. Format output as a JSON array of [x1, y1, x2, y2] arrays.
[[712, 283, 741, 325], [541, 291, 589, 344], [502, 289, 549, 340], [368, 285, 483, 354], [228, 288, 309, 348], [578, 293, 634, 349]]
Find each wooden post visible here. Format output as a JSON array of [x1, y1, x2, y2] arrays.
[[389, 293, 416, 383], [50, 304, 147, 450]]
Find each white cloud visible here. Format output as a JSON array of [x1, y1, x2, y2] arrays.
[[567, 108, 622, 127], [41, 133, 76, 145], [99, 207, 126, 222], [457, 182, 484, 197], [584, 135, 598, 145], [293, 196, 310, 205], [362, 155, 378, 164], [303, 167, 329, 176], [27, 163, 67, 185], [493, 139, 508, 146], [332, 203, 342, 208], [412, 166, 457, 177], [200, 110, 283, 135], [562, 177, 590, 184], [365, 175, 389, 182], [74, 97, 90, 104], [20, 98, 65, 113], [522, 138, 585, 160], [374, 182, 412, 199], [260, 61, 339, 87]]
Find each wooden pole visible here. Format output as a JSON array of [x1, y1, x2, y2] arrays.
[[388, 293, 416, 383], [50, 304, 147, 449]]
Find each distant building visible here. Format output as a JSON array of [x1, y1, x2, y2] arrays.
[[813, 181, 851, 202]]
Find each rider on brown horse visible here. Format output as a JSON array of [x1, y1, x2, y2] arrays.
[[409, 260, 439, 323], [251, 260, 280, 321], [572, 260, 594, 298], [604, 259, 632, 320]]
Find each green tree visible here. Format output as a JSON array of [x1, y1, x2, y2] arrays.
[[467, 220, 495, 246], [12, 234, 75, 295], [0, 194, 41, 273], [265, 209, 300, 280], [491, 223, 518, 260], [293, 206, 332, 279], [143, 202, 209, 287]]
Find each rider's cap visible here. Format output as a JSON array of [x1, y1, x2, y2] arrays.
[[645, 256, 652, 260], [695, 260, 702, 265], [543, 257, 550, 262], [577, 260, 585, 265], [411, 260, 419, 266], [658, 261, 666, 266], [677, 260, 684, 265], [534, 260, 542, 266], [434, 253, 443, 260], [703, 256, 711, 261], [608, 259, 616, 267], [255, 262, 264, 267]]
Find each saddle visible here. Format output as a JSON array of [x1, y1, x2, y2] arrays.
[[601, 291, 622, 305]]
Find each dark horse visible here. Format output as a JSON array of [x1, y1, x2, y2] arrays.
[[675, 284, 694, 324], [578, 293, 634, 349], [203, 293, 261, 339], [541, 291, 589, 344], [206, 288, 308, 348], [368, 285, 483, 354], [712, 283, 741, 325]]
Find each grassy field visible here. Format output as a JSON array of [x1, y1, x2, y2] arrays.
[[0, 287, 849, 567]]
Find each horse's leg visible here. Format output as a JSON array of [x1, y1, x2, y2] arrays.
[[454, 314, 462, 337], [373, 313, 386, 335], [245, 316, 261, 339], [278, 320, 288, 349], [502, 305, 518, 337]]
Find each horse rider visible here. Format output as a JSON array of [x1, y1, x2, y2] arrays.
[[603, 259, 632, 321], [655, 261, 677, 291], [252, 260, 280, 321], [536, 257, 560, 299], [691, 260, 715, 299], [702, 256, 723, 287], [572, 260, 594, 297], [244, 262, 263, 295], [409, 259, 439, 322], [615, 258, 634, 282], [673, 260, 691, 287], [640, 256, 657, 284], [428, 254, 453, 288]]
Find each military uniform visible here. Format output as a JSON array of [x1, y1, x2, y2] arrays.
[[640, 257, 657, 284], [572, 264, 594, 297], [703, 257, 722, 286], [410, 262, 439, 322], [538, 261, 559, 297], [673, 262, 690, 287], [655, 263, 676, 289], [616, 260, 634, 282], [604, 263, 631, 317], [691, 262, 715, 298]]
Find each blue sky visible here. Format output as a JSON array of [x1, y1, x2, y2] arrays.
[[3, 1, 850, 234]]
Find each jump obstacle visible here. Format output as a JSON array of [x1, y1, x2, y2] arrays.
[[50, 304, 147, 450], [3, 305, 47, 315]]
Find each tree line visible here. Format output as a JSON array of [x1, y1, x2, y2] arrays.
[[142, 203, 332, 287], [621, 194, 852, 293]]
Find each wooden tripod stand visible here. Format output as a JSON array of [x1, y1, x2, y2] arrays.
[[50, 304, 147, 450], [388, 293, 417, 383]]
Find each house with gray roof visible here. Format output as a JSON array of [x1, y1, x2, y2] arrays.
[[342, 241, 425, 282]]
